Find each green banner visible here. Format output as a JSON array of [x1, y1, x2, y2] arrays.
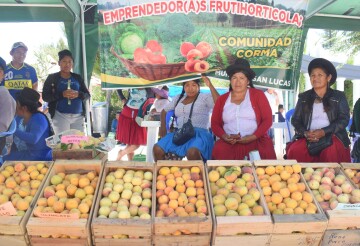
[[98, 0, 308, 90]]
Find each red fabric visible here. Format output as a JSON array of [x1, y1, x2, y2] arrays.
[[116, 105, 146, 145], [212, 136, 276, 160], [211, 89, 273, 139], [286, 135, 351, 162], [211, 88, 275, 160]]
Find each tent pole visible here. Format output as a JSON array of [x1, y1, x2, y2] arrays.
[[77, 0, 92, 136]]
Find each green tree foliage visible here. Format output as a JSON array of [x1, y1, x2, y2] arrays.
[[322, 30, 360, 58], [32, 38, 68, 83]]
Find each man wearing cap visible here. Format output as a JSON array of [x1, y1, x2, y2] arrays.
[[2, 42, 38, 98]]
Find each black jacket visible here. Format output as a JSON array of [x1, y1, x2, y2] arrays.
[[42, 72, 90, 118], [291, 88, 350, 147]]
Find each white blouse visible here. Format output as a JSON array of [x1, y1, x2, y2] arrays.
[[223, 90, 257, 136], [310, 102, 330, 130], [164, 93, 214, 129]]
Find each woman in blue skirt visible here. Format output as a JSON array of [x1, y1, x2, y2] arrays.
[[153, 76, 219, 162]]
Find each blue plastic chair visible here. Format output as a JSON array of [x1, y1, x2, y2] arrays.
[[285, 109, 295, 140], [165, 110, 175, 132]]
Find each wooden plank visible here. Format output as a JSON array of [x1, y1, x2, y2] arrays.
[[253, 160, 297, 166], [153, 161, 212, 236], [29, 236, 89, 246], [0, 161, 53, 236], [94, 237, 152, 246], [321, 229, 360, 246], [153, 234, 211, 246], [52, 149, 97, 160], [206, 160, 273, 236], [26, 160, 103, 245], [214, 234, 270, 246], [91, 161, 154, 245], [269, 233, 323, 246], [0, 234, 29, 246]]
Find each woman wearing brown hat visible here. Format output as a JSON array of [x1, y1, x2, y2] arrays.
[[3, 87, 53, 161], [211, 58, 276, 160], [286, 58, 351, 162]]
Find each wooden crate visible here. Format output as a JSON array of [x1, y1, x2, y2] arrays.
[[253, 161, 328, 236], [206, 160, 273, 245], [321, 229, 360, 246], [91, 160, 154, 246], [340, 162, 360, 188], [52, 149, 99, 160], [152, 160, 212, 246], [0, 161, 53, 246], [26, 160, 103, 246], [300, 162, 360, 230]]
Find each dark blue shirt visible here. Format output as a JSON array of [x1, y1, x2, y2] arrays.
[[56, 76, 83, 114]]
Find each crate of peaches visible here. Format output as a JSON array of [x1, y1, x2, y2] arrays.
[[0, 161, 52, 246], [152, 160, 212, 246], [206, 160, 273, 246], [26, 159, 103, 246], [91, 161, 154, 246], [254, 160, 328, 229], [301, 162, 360, 230]]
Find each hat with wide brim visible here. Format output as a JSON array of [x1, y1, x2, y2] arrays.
[[151, 87, 169, 99], [308, 58, 337, 86], [17, 87, 42, 108], [225, 58, 256, 80]]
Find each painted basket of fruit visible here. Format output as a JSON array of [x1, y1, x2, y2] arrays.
[[111, 46, 186, 81]]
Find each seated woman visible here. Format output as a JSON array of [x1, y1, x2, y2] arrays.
[[3, 87, 53, 161], [286, 58, 351, 162], [211, 58, 276, 160], [153, 76, 219, 161]]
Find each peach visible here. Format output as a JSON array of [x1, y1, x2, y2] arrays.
[[186, 187, 197, 197], [186, 49, 203, 60], [166, 179, 176, 188], [14, 163, 26, 172], [214, 204, 227, 216], [163, 186, 173, 196], [265, 166, 276, 175], [280, 171, 291, 180], [159, 167, 171, 176], [341, 182, 353, 194], [271, 193, 283, 205], [337, 194, 349, 203], [334, 175, 346, 186], [53, 201, 65, 213], [195, 41, 212, 58], [291, 191, 303, 201], [263, 186, 272, 196], [16, 199, 29, 211], [331, 185, 343, 195], [224, 197, 238, 210], [180, 42, 196, 57], [308, 180, 320, 190]]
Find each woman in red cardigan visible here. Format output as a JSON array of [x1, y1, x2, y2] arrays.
[[211, 58, 276, 160]]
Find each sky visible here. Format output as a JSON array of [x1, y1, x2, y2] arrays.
[[0, 22, 66, 65]]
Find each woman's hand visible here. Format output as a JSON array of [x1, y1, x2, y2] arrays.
[[237, 134, 257, 144], [305, 129, 325, 142], [221, 134, 237, 145], [202, 75, 211, 87], [63, 89, 78, 99]]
